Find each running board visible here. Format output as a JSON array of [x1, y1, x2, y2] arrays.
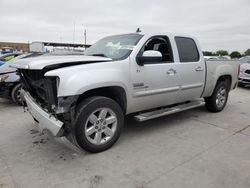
[[134, 100, 205, 122]]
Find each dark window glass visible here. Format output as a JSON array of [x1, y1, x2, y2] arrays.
[[175, 37, 199, 62], [139, 36, 173, 63]]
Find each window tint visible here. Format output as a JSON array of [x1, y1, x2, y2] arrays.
[[175, 37, 199, 62], [139, 36, 173, 63]]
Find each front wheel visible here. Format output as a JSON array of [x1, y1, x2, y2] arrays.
[[205, 82, 229, 112], [74, 96, 124, 153]]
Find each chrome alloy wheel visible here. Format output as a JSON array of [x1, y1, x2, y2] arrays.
[[84, 108, 117, 145], [216, 87, 227, 108]]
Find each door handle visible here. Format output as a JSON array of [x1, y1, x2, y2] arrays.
[[195, 67, 204, 72], [166, 68, 177, 75]]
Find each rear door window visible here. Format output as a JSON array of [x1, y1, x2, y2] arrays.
[[175, 37, 199, 62]]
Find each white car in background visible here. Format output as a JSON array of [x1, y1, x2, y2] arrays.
[[238, 59, 250, 87], [239, 56, 250, 64]]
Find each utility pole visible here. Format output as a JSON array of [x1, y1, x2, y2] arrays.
[[84, 29, 87, 49], [28, 40, 30, 52], [73, 22, 76, 45]]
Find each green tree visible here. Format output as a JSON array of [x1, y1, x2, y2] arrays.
[[203, 51, 216, 56], [216, 50, 229, 56], [244, 49, 250, 56], [230, 51, 242, 59]]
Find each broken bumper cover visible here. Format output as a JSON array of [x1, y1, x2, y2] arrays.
[[23, 90, 64, 137]]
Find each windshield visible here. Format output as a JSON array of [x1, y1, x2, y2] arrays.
[[84, 34, 143, 60]]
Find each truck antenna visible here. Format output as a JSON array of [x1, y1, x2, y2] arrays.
[[136, 28, 141, 33]]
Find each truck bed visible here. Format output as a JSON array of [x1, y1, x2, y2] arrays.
[[202, 59, 239, 97]]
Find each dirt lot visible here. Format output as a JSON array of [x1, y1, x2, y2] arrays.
[[0, 87, 250, 188]]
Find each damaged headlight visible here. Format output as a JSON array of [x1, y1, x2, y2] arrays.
[[0, 75, 9, 82]]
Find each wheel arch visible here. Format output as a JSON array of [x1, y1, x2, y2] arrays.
[[216, 75, 232, 90], [76, 86, 127, 114]]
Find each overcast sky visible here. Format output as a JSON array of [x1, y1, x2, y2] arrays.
[[0, 0, 249, 52]]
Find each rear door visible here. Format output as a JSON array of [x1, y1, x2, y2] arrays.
[[174, 37, 206, 102]]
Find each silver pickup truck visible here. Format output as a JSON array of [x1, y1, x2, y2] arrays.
[[12, 32, 239, 152]]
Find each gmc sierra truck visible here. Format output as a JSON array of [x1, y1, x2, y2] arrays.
[[11, 32, 239, 153]]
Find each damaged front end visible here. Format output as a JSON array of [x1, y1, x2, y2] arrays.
[[19, 69, 78, 136]]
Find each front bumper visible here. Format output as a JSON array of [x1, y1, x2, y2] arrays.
[[238, 77, 250, 84], [23, 90, 64, 136]]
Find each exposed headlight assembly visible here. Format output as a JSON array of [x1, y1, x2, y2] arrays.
[[56, 77, 60, 89], [0, 75, 9, 82]]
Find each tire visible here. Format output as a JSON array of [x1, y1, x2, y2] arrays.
[[11, 84, 23, 105], [74, 96, 124, 153], [205, 82, 229, 112], [238, 82, 245, 87]]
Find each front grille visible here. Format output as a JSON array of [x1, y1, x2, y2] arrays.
[[19, 69, 57, 111], [242, 79, 250, 82], [245, 70, 250, 74]]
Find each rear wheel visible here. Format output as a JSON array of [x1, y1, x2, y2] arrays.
[[74, 96, 124, 153], [205, 82, 229, 112], [11, 84, 23, 105]]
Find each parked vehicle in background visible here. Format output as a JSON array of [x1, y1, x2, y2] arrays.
[[12, 32, 239, 153], [239, 56, 250, 64], [0, 53, 22, 62], [238, 62, 250, 87], [43, 50, 84, 56], [0, 60, 5, 66], [1, 47, 14, 54], [0, 53, 43, 105], [29, 42, 44, 53]]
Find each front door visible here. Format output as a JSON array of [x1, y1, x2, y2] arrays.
[[130, 36, 180, 112]]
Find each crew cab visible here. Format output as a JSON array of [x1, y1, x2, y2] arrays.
[[11, 32, 239, 153]]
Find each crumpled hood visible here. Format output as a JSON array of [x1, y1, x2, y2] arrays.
[[10, 55, 112, 70], [0, 62, 16, 74], [0, 57, 25, 74]]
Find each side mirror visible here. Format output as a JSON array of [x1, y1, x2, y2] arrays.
[[137, 50, 162, 66]]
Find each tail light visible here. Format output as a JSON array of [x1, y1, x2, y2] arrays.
[[237, 64, 240, 77]]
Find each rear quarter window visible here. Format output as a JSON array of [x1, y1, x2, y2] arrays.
[[175, 37, 200, 62]]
